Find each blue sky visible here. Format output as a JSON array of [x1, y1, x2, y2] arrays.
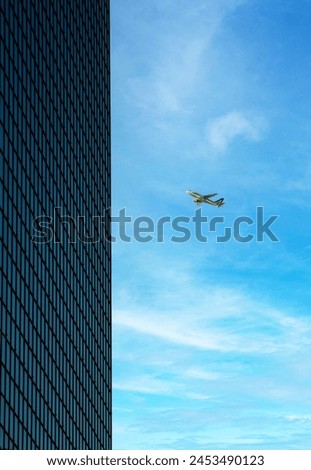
[[111, 0, 311, 449]]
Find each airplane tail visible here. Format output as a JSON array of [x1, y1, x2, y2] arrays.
[[216, 198, 225, 207]]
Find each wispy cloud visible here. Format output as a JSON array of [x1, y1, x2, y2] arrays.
[[285, 415, 311, 422], [114, 256, 311, 356], [114, 374, 214, 401], [206, 111, 265, 152], [113, 248, 311, 447], [112, 0, 311, 450], [115, 294, 310, 356], [129, 39, 206, 115], [117, 0, 251, 118], [285, 162, 311, 192], [114, 375, 172, 395]]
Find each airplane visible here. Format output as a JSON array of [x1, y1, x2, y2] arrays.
[[186, 190, 225, 207]]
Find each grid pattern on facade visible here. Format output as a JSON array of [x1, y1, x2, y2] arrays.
[[0, 0, 111, 449]]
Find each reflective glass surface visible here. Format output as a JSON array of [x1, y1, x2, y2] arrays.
[[1, 0, 111, 449]]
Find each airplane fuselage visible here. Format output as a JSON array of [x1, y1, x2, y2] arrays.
[[186, 190, 225, 208]]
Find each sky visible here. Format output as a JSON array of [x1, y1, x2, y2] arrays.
[[111, 0, 311, 449]]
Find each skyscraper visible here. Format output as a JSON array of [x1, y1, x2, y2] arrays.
[[0, 0, 111, 449]]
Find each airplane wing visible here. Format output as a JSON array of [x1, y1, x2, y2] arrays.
[[203, 193, 218, 198]]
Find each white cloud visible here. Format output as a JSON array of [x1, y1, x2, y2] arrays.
[[113, 257, 311, 448], [114, 254, 311, 356], [285, 162, 311, 192], [112, 0, 311, 449], [114, 283, 311, 356], [184, 367, 221, 381], [129, 38, 206, 115], [122, 0, 251, 117], [114, 375, 214, 401], [206, 111, 264, 152], [114, 376, 171, 395], [285, 415, 311, 422]]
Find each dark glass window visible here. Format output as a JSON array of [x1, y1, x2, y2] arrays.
[[1, 0, 111, 449]]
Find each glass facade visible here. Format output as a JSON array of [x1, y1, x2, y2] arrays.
[[0, 0, 111, 449]]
